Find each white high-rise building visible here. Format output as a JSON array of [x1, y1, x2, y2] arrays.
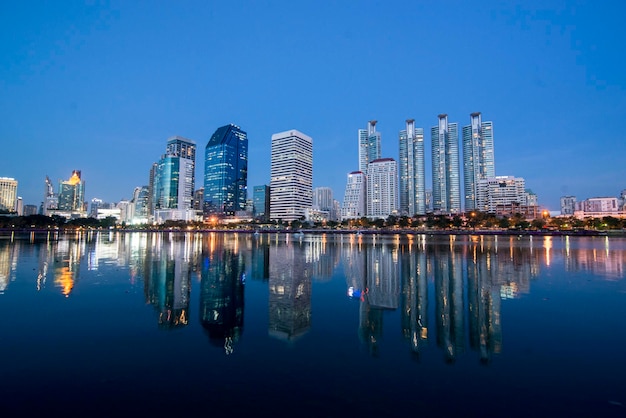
[[0, 177, 17, 213], [341, 171, 366, 220], [270, 129, 313, 222], [366, 158, 397, 219], [431, 114, 461, 214], [462, 112, 495, 211], [560, 196, 577, 216], [399, 119, 426, 216], [476, 176, 527, 213]]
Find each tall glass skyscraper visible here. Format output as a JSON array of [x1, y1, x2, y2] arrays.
[[358, 120, 381, 173], [270, 129, 313, 222], [57, 170, 85, 213], [203, 124, 248, 216], [252, 185, 270, 221], [399, 119, 426, 216], [462, 112, 495, 211], [154, 136, 196, 212], [431, 114, 461, 214]]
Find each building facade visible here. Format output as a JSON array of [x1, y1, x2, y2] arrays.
[[57, 170, 86, 214], [462, 112, 495, 211], [270, 129, 313, 222], [203, 124, 248, 216], [0, 177, 17, 213], [560, 196, 577, 216], [431, 114, 461, 214], [366, 158, 397, 219], [341, 171, 366, 220], [476, 176, 528, 214], [398, 119, 426, 216], [253, 185, 270, 222], [152, 136, 197, 222], [358, 121, 381, 173]]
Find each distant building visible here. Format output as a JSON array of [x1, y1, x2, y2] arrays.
[[398, 119, 426, 216], [573, 197, 625, 218], [57, 170, 85, 213], [204, 124, 248, 217], [23, 204, 38, 216], [341, 171, 366, 220], [366, 158, 397, 219], [43, 175, 58, 215], [462, 112, 495, 211], [0, 177, 18, 213], [131, 186, 150, 224], [431, 114, 461, 214], [193, 188, 204, 211], [270, 129, 313, 222], [476, 176, 534, 214], [560, 196, 577, 216], [253, 185, 270, 222]]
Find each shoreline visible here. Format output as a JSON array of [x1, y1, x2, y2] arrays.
[[1, 227, 624, 238]]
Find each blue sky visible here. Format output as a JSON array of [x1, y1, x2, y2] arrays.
[[1, 0, 625, 212]]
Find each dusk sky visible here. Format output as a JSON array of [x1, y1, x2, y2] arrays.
[[2, 0, 625, 212]]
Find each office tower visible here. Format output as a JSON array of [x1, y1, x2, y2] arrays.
[[341, 171, 366, 220], [43, 175, 58, 215], [270, 129, 313, 222], [0, 177, 18, 213], [90, 198, 104, 218], [313, 187, 333, 211], [57, 170, 85, 213], [431, 114, 461, 214], [366, 158, 398, 219], [204, 124, 248, 216], [24, 205, 38, 216], [358, 120, 382, 173], [560, 196, 577, 216], [253, 185, 270, 221], [148, 163, 157, 219], [132, 186, 150, 223], [399, 119, 426, 216], [153, 136, 196, 212], [462, 112, 495, 211], [193, 188, 204, 211]]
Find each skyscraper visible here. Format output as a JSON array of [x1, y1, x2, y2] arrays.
[[252, 185, 270, 222], [431, 114, 461, 214], [153, 136, 196, 214], [358, 120, 381, 173], [366, 158, 398, 219], [0, 177, 17, 213], [204, 124, 248, 216], [270, 129, 313, 222], [399, 119, 426, 216], [341, 171, 366, 220], [462, 112, 495, 211], [57, 170, 85, 213]]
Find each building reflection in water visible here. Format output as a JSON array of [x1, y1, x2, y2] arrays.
[[3, 231, 626, 364], [199, 233, 245, 355], [268, 234, 312, 343], [144, 233, 191, 330]]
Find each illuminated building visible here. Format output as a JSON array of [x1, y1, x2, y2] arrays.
[[152, 136, 198, 222], [366, 158, 397, 219], [203, 124, 248, 216], [0, 177, 17, 213], [57, 170, 86, 215], [341, 171, 366, 220], [462, 112, 495, 211], [431, 114, 461, 214], [270, 129, 313, 222], [399, 119, 426, 216]]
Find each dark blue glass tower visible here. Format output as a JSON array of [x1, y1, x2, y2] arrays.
[[204, 124, 248, 216]]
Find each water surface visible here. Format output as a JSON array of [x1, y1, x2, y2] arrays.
[[1, 231, 625, 417]]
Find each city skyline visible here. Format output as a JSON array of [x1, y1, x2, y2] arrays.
[[2, 1, 625, 211]]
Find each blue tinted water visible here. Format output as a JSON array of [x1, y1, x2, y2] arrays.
[[0, 231, 625, 417]]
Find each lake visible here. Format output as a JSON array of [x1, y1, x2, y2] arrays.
[[1, 230, 625, 417]]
